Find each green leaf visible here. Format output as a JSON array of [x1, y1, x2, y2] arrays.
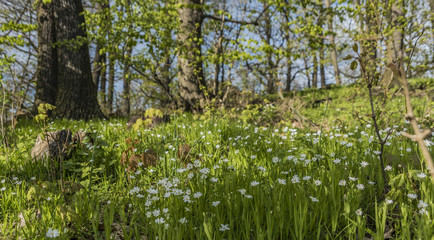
[[350, 60, 358, 70], [343, 55, 353, 60], [99, 140, 109, 147], [352, 44, 358, 53], [27, 186, 37, 201]]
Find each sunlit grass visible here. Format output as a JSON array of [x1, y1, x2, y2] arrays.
[[0, 83, 433, 239]]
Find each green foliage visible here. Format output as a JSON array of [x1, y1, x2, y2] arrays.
[[34, 103, 56, 123], [132, 108, 163, 130], [0, 82, 433, 238]]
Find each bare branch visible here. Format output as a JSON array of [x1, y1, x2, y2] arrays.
[[387, 63, 434, 180]]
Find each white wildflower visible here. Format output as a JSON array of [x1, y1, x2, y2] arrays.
[[407, 193, 417, 199], [219, 224, 230, 231], [251, 181, 259, 187]]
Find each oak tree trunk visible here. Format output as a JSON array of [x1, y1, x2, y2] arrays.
[[35, 1, 57, 108], [53, 0, 103, 119]]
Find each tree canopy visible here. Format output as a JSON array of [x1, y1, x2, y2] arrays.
[[0, 0, 432, 117]]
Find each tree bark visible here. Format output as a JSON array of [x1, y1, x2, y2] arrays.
[[121, 0, 132, 116], [92, 44, 102, 94], [285, 62, 292, 91], [161, 56, 173, 105], [312, 53, 318, 88], [93, 1, 109, 97], [324, 0, 341, 85], [431, 0, 434, 37], [99, 53, 107, 105], [386, 1, 404, 65], [320, 40, 326, 88], [264, 4, 276, 94], [362, 0, 379, 81], [121, 45, 132, 115], [303, 55, 311, 88], [107, 52, 115, 114], [52, 0, 103, 119], [382, 0, 404, 87], [35, 1, 57, 108], [177, 0, 206, 112]]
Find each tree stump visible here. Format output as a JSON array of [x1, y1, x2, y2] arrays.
[[31, 129, 87, 161]]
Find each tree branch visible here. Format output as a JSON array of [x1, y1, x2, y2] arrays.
[[203, 4, 270, 26]]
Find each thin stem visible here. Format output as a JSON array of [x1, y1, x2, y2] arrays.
[[367, 84, 387, 187], [392, 64, 434, 179]]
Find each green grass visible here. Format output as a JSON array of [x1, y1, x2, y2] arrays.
[[0, 81, 433, 239]]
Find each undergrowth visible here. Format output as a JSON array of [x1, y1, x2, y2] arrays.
[[0, 82, 433, 239]]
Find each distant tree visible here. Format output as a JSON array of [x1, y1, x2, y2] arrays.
[[356, 0, 380, 83], [324, 0, 341, 85], [177, 0, 206, 112]]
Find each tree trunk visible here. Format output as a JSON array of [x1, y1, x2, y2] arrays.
[[312, 53, 318, 88], [382, 1, 404, 87], [121, 0, 132, 116], [121, 47, 132, 116], [121, 45, 132, 116], [213, 35, 223, 98], [431, 0, 434, 38], [53, 0, 103, 119], [99, 53, 107, 105], [386, 2, 404, 65], [35, 1, 57, 108], [320, 40, 326, 88], [161, 56, 173, 106], [93, 1, 109, 97], [285, 61, 292, 91], [92, 44, 102, 94], [362, 0, 379, 81], [303, 55, 311, 88], [324, 0, 341, 85], [102, 0, 111, 112], [213, 11, 225, 98], [177, 0, 206, 112], [213, 58, 221, 97], [264, 5, 276, 94], [107, 52, 115, 114], [282, 1, 293, 92]]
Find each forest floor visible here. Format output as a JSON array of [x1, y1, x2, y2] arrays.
[[0, 78, 433, 239]]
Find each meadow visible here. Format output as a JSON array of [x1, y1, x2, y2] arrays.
[[0, 80, 433, 239]]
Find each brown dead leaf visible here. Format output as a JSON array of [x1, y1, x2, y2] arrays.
[[178, 144, 191, 163], [141, 149, 158, 168], [128, 154, 139, 172], [120, 151, 129, 167]]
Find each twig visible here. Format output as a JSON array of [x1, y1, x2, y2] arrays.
[[354, 49, 388, 189], [367, 83, 387, 186], [387, 63, 434, 180]]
